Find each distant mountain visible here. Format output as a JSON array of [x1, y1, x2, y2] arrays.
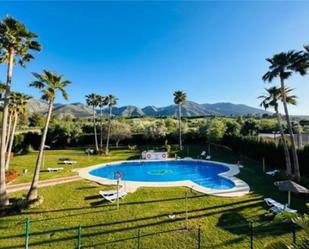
[[53, 103, 93, 118], [26, 98, 48, 114], [202, 103, 268, 116], [26, 98, 270, 118]]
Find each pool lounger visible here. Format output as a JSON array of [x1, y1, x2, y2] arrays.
[[47, 167, 64, 172], [264, 198, 297, 213], [63, 160, 77, 165], [265, 170, 280, 176], [100, 190, 127, 202]]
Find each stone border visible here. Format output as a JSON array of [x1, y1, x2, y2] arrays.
[[76, 159, 250, 197]]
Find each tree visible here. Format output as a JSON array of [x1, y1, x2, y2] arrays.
[[27, 70, 70, 201], [85, 93, 99, 152], [29, 112, 45, 127], [110, 120, 132, 147], [143, 121, 167, 140], [105, 95, 117, 155], [173, 90, 186, 150], [97, 95, 108, 150], [5, 92, 31, 170], [240, 119, 260, 136], [0, 16, 41, 206], [259, 87, 297, 175], [263, 51, 308, 181]]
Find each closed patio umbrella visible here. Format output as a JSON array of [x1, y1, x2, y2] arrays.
[[274, 180, 309, 207]]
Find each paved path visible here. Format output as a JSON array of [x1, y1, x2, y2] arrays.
[[7, 175, 81, 193]]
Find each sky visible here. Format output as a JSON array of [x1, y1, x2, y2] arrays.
[[0, 1, 309, 115]]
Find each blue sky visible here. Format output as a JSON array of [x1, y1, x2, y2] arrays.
[[1, 1, 309, 114]]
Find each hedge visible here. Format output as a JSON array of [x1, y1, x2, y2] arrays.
[[222, 135, 309, 177]]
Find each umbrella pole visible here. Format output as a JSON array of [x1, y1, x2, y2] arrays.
[[288, 191, 291, 207]]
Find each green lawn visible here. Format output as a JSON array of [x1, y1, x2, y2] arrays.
[[8, 147, 140, 184], [1, 145, 308, 249]]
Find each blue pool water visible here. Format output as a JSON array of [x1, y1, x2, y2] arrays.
[[90, 160, 235, 190]]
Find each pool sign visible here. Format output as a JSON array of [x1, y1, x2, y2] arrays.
[[145, 151, 168, 160], [115, 171, 122, 179]]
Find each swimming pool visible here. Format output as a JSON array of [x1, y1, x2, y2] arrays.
[[90, 160, 235, 190], [78, 159, 250, 197]]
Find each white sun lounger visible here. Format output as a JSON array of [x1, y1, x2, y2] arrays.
[[266, 170, 279, 176], [99, 189, 127, 202], [63, 160, 77, 165], [264, 198, 297, 213], [47, 167, 63, 172]]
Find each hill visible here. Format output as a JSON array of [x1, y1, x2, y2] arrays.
[[26, 98, 270, 118]]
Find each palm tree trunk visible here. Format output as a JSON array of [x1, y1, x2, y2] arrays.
[[27, 101, 54, 201], [100, 107, 103, 150], [275, 107, 292, 175], [5, 111, 18, 171], [178, 104, 182, 150], [0, 47, 14, 206], [93, 107, 99, 152], [5, 112, 13, 151], [280, 77, 300, 181], [105, 106, 112, 155]]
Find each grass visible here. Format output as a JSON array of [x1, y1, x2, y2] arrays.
[[1, 145, 308, 249], [8, 147, 140, 184]]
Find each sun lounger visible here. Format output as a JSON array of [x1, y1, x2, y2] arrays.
[[63, 160, 77, 165], [47, 167, 63, 172], [264, 198, 297, 214], [266, 170, 279, 176], [200, 151, 211, 160], [99, 189, 127, 202]]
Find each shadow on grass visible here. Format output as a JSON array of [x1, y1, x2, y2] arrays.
[[216, 212, 250, 235], [0, 198, 263, 247]]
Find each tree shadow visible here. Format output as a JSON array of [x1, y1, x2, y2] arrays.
[[216, 212, 250, 235]]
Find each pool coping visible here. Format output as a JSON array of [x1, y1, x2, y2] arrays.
[[76, 159, 250, 197]]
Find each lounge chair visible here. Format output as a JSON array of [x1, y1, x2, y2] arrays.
[[200, 151, 211, 160], [47, 167, 63, 172], [99, 189, 127, 202], [264, 198, 297, 214], [266, 170, 279, 176], [63, 160, 77, 165]]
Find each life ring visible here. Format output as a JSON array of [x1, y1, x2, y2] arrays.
[[162, 153, 166, 159], [146, 153, 152, 159]]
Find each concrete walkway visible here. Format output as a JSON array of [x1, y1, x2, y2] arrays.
[[7, 175, 81, 193]]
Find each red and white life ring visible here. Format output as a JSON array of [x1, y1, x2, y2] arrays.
[[162, 153, 166, 159], [146, 153, 152, 160]]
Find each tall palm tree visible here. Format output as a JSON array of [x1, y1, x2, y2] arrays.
[[97, 95, 108, 150], [173, 91, 187, 150], [5, 92, 31, 170], [85, 94, 99, 152], [259, 87, 296, 175], [262, 51, 308, 181], [105, 95, 117, 155], [0, 16, 41, 206], [27, 70, 70, 201]]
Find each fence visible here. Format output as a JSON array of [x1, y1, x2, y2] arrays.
[[6, 218, 304, 249]]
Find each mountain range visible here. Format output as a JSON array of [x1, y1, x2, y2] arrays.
[[26, 98, 270, 118]]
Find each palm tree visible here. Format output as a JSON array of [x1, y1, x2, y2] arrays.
[[97, 95, 108, 150], [5, 92, 31, 170], [173, 91, 187, 150], [105, 95, 117, 155], [85, 94, 99, 152], [262, 51, 308, 181], [259, 87, 297, 175], [27, 70, 70, 201], [0, 16, 41, 206]]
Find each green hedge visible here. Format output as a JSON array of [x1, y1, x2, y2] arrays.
[[222, 135, 309, 176]]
